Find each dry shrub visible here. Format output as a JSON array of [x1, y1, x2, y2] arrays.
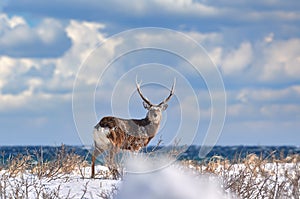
[[2, 144, 299, 198], [31, 145, 88, 180], [6, 154, 32, 177], [0, 145, 94, 199], [181, 153, 300, 199]]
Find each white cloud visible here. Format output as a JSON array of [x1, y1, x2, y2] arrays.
[[0, 14, 26, 28], [227, 86, 300, 122], [0, 57, 14, 84], [260, 104, 300, 120], [238, 86, 300, 104], [154, 0, 219, 16], [2, 0, 300, 35], [55, 20, 106, 78], [0, 56, 33, 90], [3, 0, 221, 20], [200, 35, 300, 87], [0, 87, 70, 112], [0, 0, 299, 145], [227, 102, 300, 122], [264, 32, 274, 43], [61, 20, 122, 87], [239, 10, 300, 23], [186, 31, 223, 48], [0, 14, 71, 57], [36, 18, 66, 44], [260, 38, 300, 82], [221, 42, 253, 75], [66, 20, 105, 47], [0, 58, 71, 111], [227, 103, 258, 120], [0, 18, 112, 112], [247, 86, 300, 103]]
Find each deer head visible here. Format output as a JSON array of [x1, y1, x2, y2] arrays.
[[136, 78, 175, 124]]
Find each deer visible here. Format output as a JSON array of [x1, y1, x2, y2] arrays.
[[91, 79, 175, 179]]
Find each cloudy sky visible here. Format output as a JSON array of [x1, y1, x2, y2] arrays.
[[0, 0, 300, 146]]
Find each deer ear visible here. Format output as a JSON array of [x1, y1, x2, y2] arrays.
[[160, 103, 168, 111], [143, 101, 151, 110]]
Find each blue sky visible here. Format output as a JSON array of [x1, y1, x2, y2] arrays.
[[0, 0, 300, 146]]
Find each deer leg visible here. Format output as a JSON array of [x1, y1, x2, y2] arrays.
[[107, 147, 121, 180], [91, 151, 96, 178], [91, 148, 102, 178]]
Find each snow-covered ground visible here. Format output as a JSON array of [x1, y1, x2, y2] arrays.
[[0, 164, 234, 199], [0, 165, 120, 198], [1, 156, 299, 199], [0, 157, 235, 199]]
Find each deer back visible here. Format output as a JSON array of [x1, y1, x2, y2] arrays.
[[96, 116, 157, 151]]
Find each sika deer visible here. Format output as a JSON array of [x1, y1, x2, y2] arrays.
[[91, 79, 175, 178]]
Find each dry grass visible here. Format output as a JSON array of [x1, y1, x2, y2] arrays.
[[181, 153, 300, 199], [0, 145, 117, 199], [1, 145, 300, 198]]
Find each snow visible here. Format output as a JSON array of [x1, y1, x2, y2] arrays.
[[1, 157, 299, 199], [0, 165, 120, 198], [116, 161, 234, 199]]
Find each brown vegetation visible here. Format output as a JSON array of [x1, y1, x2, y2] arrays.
[[1, 145, 299, 198], [0, 145, 117, 199], [181, 153, 300, 198]]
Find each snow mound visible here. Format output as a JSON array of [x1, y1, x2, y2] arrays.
[[116, 156, 235, 199]]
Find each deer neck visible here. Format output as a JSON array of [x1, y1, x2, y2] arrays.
[[143, 116, 161, 137]]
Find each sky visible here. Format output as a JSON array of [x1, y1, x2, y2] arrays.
[[0, 0, 300, 146]]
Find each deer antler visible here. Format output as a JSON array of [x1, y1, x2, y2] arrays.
[[136, 77, 153, 106], [158, 78, 176, 106]]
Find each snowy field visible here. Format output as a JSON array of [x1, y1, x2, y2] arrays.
[[1, 153, 300, 198], [0, 160, 234, 199], [0, 165, 119, 198]]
